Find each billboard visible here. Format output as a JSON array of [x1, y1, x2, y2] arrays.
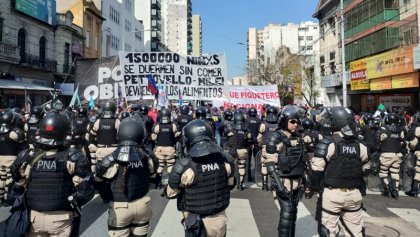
[[15, 0, 57, 26]]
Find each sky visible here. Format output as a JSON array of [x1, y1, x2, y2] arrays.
[[193, 0, 319, 80]]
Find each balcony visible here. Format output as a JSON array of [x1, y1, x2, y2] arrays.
[[151, 9, 160, 20], [20, 53, 57, 72], [151, 31, 161, 41], [151, 21, 161, 30], [0, 42, 20, 64]]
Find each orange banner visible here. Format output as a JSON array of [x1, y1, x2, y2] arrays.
[[366, 46, 414, 80], [350, 58, 367, 72], [370, 77, 391, 90], [392, 72, 419, 89], [351, 79, 370, 90]]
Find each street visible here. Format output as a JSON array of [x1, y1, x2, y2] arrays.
[[1, 181, 419, 237]]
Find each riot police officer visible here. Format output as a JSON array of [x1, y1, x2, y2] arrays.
[[246, 107, 261, 182], [195, 106, 207, 121], [25, 106, 44, 146], [71, 107, 89, 153], [175, 105, 193, 132], [164, 119, 236, 237], [10, 110, 94, 236], [377, 113, 405, 199], [152, 108, 180, 188], [220, 109, 234, 150], [301, 117, 322, 199], [405, 112, 420, 197], [96, 116, 154, 237], [257, 106, 278, 191], [264, 105, 306, 237], [227, 113, 251, 190], [310, 106, 369, 237], [89, 101, 120, 172], [0, 110, 25, 206]]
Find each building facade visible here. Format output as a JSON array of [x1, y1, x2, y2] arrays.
[[191, 14, 202, 56], [136, 0, 163, 52]]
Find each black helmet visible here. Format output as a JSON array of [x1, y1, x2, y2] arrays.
[[205, 108, 213, 121], [195, 107, 206, 120], [139, 104, 149, 115], [103, 101, 116, 118], [265, 106, 278, 123], [413, 112, 420, 126], [278, 105, 300, 130], [181, 105, 190, 115], [223, 110, 233, 121], [248, 108, 258, 117], [301, 118, 314, 130], [78, 107, 88, 117], [330, 107, 354, 131], [120, 111, 131, 120], [117, 116, 145, 146], [0, 110, 15, 133], [361, 113, 373, 125], [233, 113, 246, 130], [183, 120, 220, 158], [115, 116, 146, 162], [35, 110, 71, 147], [384, 113, 400, 126], [160, 108, 171, 124], [32, 106, 45, 119]]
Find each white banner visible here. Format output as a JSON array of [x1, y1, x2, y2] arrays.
[[212, 85, 280, 111], [119, 51, 228, 101]]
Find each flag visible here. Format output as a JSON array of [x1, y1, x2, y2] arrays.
[[69, 84, 80, 107], [178, 88, 183, 106], [147, 74, 159, 97], [89, 96, 95, 110]]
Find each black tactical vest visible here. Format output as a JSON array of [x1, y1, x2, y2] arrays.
[[228, 129, 247, 149], [184, 157, 230, 216], [247, 117, 261, 139], [324, 135, 363, 189], [27, 121, 40, 144], [278, 131, 305, 177], [26, 151, 74, 212], [97, 118, 118, 146], [176, 115, 193, 132], [380, 126, 402, 153], [108, 154, 149, 202], [142, 115, 154, 135], [362, 126, 378, 152], [262, 122, 278, 145], [73, 117, 88, 136], [156, 123, 176, 146], [222, 120, 234, 136], [0, 131, 19, 156]]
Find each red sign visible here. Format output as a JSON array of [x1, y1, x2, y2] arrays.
[[350, 69, 367, 80]]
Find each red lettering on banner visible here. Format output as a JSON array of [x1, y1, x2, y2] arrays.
[[350, 69, 367, 80], [230, 92, 239, 98]]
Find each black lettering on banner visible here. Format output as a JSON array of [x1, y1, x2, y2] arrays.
[[125, 52, 180, 63], [124, 65, 134, 73], [180, 66, 193, 76]]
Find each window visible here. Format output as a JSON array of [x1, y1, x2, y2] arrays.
[[0, 18, 3, 42], [18, 28, 26, 61], [320, 65, 325, 76], [403, 29, 413, 45], [329, 62, 336, 74], [306, 46, 313, 50], [320, 56, 325, 64], [95, 35, 98, 51], [86, 31, 90, 48], [39, 36, 46, 63], [329, 51, 335, 61], [306, 36, 313, 41], [298, 36, 304, 40], [64, 43, 70, 71]]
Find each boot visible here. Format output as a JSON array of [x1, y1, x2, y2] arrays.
[[155, 174, 163, 189], [390, 179, 399, 200], [380, 178, 390, 197], [237, 176, 244, 191], [305, 187, 313, 199], [262, 175, 268, 191], [405, 180, 418, 197]]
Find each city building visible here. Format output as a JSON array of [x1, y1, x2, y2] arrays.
[[0, 0, 57, 108], [191, 14, 202, 56], [247, 21, 324, 105], [57, 0, 105, 59], [161, 0, 192, 55], [232, 75, 248, 85], [136, 0, 164, 52]]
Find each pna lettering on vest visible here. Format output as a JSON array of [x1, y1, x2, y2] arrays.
[[342, 146, 357, 154], [202, 163, 220, 172], [37, 160, 57, 171]]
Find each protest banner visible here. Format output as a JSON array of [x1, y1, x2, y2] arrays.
[[119, 52, 228, 101], [212, 85, 280, 111]]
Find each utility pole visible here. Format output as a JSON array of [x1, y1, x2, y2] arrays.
[[340, 0, 347, 107]]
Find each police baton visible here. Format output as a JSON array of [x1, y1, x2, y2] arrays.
[[68, 195, 82, 217]]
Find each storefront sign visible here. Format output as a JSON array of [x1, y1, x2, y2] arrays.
[[321, 73, 341, 87], [370, 77, 391, 90], [413, 46, 420, 69], [391, 72, 419, 89], [379, 94, 412, 112], [366, 46, 414, 79], [351, 79, 369, 90]]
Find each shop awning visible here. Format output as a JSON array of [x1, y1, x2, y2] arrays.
[[0, 79, 54, 91]]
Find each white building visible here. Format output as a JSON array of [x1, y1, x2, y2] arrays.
[[135, 0, 163, 52], [191, 14, 202, 56], [232, 75, 248, 85], [95, 0, 144, 56]]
